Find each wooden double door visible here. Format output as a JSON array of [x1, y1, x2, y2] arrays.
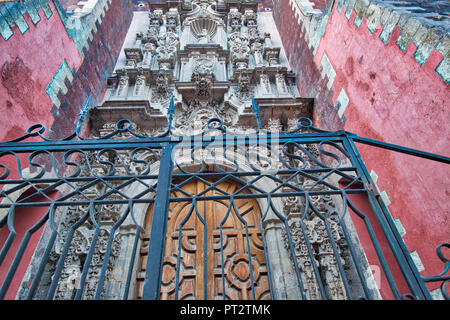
[[137, 178, 270, 300]]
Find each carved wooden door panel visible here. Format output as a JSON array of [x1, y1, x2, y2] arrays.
[[136, 178, 270, 300]]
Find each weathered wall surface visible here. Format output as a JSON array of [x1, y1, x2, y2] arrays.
[[272, 0, 449, 298], [0, 0, 82, 143], [0, 0, 134, 142], [47, 0, 135, 139]]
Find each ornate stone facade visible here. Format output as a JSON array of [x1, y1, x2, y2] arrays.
[[16, 0, 377, 300], [92, 0, 311, 135]]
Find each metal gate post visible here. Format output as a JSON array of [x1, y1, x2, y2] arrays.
[[142, 144, 174, 300]]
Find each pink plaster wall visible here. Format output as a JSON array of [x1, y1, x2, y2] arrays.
[[314, 4, 450, 292], [0, 1, 82, 144], [0, 191, 58, 300]]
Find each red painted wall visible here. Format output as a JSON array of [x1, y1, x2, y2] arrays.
[[272, 0, 343, 131], [0, 1, 82, 143], [315, 4, 449, 292], [47, 0, 135, 140], [345, 190, 408, 299], [0, 190, 58, 300], [0, 0, 134, 176], [274, 0, 449, 296], [0, 1, 82, 185]]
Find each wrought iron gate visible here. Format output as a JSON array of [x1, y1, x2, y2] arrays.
[[0, 117, 448, 300]]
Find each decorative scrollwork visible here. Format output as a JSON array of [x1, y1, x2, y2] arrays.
[[422, 243, 450, 300]]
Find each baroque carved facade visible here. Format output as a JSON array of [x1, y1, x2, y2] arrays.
[[91, 0, 311, 135], [16, 0, 379, 300]]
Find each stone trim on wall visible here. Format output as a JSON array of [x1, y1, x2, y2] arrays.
[[45, 59, 75, 109], [336, 0, 449, 83], [45, 0, 115, 108], [53, 0, 114, 59], [288, 0, 333, 56], [0, 0, 53, 41]]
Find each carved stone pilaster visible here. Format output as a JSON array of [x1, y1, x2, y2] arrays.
[[275, 73, 290, 95], [228, 8, 242, 32], [282, 185, 350, 300], [116, 75, 129, 97], [133, 75, 146, 97], [259, 73, 272, 95]]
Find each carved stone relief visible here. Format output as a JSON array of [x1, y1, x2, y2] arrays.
[[228, 32, 250, 69], [165, 8, 180, 33], [173, 99, 237, 133], [151, 73, 172, 103], [228, 8, 242, 32], [191, 55, 216, 100], [233, 71, 254, 101], [156, 32, 179, 70], [147, 10, 163, 41]]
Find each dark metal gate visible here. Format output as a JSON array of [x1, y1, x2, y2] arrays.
[[0, 117, 448, 300]]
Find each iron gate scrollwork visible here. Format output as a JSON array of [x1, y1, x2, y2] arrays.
[[0, 117, 448, 300]]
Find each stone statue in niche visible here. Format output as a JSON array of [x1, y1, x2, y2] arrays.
[[134, 75, 146, 96], [142, 42, 155, 66], [191, 56, 215, 100], [251, 41, 264, 65], [198, 28, 210, 44]]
